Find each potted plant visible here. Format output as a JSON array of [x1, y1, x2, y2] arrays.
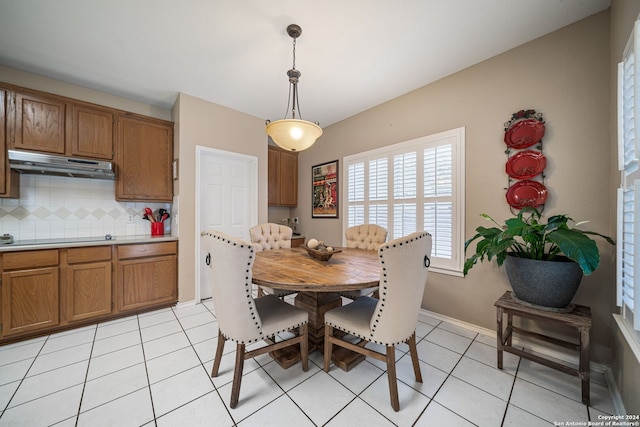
[[464, 207, 615, 310]]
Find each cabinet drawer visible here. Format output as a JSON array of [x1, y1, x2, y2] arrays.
[[67, 246, 112, 264], [2, 250, 59, 270], [118, 242, 177, 260]]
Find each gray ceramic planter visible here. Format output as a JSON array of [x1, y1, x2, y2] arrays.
[[503, 254, 583, 309]]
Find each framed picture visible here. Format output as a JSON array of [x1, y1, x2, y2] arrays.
[[312, 160, 339, 218]]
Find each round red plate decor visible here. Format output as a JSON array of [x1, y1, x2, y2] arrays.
[[506, 180, 548, 209], [505, 150, 546, 179], [504, 119, 546, 149]]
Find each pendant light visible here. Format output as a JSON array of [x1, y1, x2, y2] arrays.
[[266, 24, 322, 152]]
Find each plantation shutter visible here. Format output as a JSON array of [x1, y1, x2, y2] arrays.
[[617, 18, 640, 331], [344, 127, 465, 274]]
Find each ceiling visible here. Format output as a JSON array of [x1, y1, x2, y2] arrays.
[[0, 1, 610, 127]]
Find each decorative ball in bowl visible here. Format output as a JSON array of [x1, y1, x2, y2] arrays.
[[304, 238, 341, 261]]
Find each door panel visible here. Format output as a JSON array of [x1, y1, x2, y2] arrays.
[[198, 148, 257, 300]]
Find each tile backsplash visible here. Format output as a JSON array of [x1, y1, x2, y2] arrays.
[[0, 174, 171, 240]]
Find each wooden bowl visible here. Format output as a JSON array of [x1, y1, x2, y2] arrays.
[[305, 246, 342, 261]]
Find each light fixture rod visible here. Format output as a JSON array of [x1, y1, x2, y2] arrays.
[[266, 24, 322, 152]]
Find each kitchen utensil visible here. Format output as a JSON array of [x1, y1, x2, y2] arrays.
[[145, 207, 155, 222]]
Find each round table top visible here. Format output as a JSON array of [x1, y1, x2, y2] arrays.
[[252, 247, 380, 292]]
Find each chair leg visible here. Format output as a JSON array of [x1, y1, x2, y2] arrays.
[[386, 345, 400, 412], [408, 332, 423, 383], [300, 323, 309, 372], [324, 325, 333, 372], [230, 343, 246, 409], [211, 329, 226, 377], [257, 287, 265, 297]]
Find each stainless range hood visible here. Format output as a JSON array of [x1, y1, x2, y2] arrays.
[[8, 150, 115, 180]]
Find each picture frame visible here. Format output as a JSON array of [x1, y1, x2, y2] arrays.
[[312, 160, 339, 218]]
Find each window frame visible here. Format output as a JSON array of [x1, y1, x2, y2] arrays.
[[342, 127, 465, 276]]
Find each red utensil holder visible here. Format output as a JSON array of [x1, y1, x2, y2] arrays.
[[151, 222, 164, 236]]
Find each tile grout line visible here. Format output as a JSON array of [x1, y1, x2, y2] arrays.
[[170, 304, 240, 425], [0, 334, 49, 420], [410, 322, 480, 426], [136, 313, 159, 426], [73, 324, 99, 426]]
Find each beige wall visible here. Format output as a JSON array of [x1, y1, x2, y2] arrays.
[[294, 12, 614, 362], [609, 0, 640, 415], [172, 93, 268, 302], [0, 65, 171, 120]]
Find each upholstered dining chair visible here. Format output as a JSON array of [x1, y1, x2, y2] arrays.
[[202, 230, 309, 409], [324, 231, 432, 412], [341, 224, 388, 300], [249, 223, 296, 298]]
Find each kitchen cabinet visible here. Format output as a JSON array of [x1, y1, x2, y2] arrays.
[[268, 145, 298, 206], [68, 103, 115, 160], [62, 246, 112, 323], [12, 90, 67, 154], [0, 240, 177, 343], [1, 250, 60, 337], [116, 114, 174, 202], [116, 241, 177, 312], [291, 236, 305, 248], [0, 88, 19, 198], [8, 87, 115, 160]]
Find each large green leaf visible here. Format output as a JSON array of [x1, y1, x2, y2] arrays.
[[548, 229, 599, 275]]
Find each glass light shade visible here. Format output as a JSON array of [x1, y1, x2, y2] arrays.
[[266, 119, 322, 152]]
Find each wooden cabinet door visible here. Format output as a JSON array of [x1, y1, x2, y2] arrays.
[[65, 261, 112, 322], [0, 89, 19, 198], [268, 147, 280, 205], [63, 246, 113, 323], [117, 255, 177, 312], [116, 114, 173, 201], [2, 267, 59, 336], [279, 150, 298, 206], [13, 91, 66, 154], [267, 146, 298, 207], [1, 89, 6, 195], [68, 103, 114, 159]]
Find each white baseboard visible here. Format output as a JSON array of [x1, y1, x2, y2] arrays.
[[420, 308, 609, 373], [175, 299, 197, 309], [603, 366, 627, 415], [419, 307, 626, 411]]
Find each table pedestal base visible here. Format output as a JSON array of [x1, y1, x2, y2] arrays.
[[268, 291, 365, 371]]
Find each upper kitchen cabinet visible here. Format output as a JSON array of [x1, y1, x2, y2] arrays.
[[12, 90, 66, 154], [7, 85, 114, 160], [268, 145, 298, 207], [0, 89, 19, 198], [68, 103, 115, 160], [116, 114, 174, 202]]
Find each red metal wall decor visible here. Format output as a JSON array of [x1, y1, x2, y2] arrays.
[[503, 109, 547, 212]]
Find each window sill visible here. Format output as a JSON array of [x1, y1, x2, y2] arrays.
[[613, 313, 640, 364]]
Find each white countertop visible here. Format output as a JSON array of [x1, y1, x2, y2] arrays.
[[0, 235, 178, 252]]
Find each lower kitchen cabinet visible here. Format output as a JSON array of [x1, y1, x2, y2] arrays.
[[1, 250, 60, 337], [62, 246, 112, 323], [116, 242, 177, 312], [0, 240, 178, 343]]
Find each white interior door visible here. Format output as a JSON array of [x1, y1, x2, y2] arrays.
[[196, 146, 257, 300]]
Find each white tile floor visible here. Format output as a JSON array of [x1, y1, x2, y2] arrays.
[[0, 298, 616, 427]]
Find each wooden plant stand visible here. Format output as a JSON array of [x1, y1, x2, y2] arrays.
[[494, 291, 592, 405]]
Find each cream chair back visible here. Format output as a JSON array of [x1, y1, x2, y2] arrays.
[[249, 223, 292, 251], [369, 231, 432, 345], [202, 230, 263, 344], [345, 224, 388, 250]]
